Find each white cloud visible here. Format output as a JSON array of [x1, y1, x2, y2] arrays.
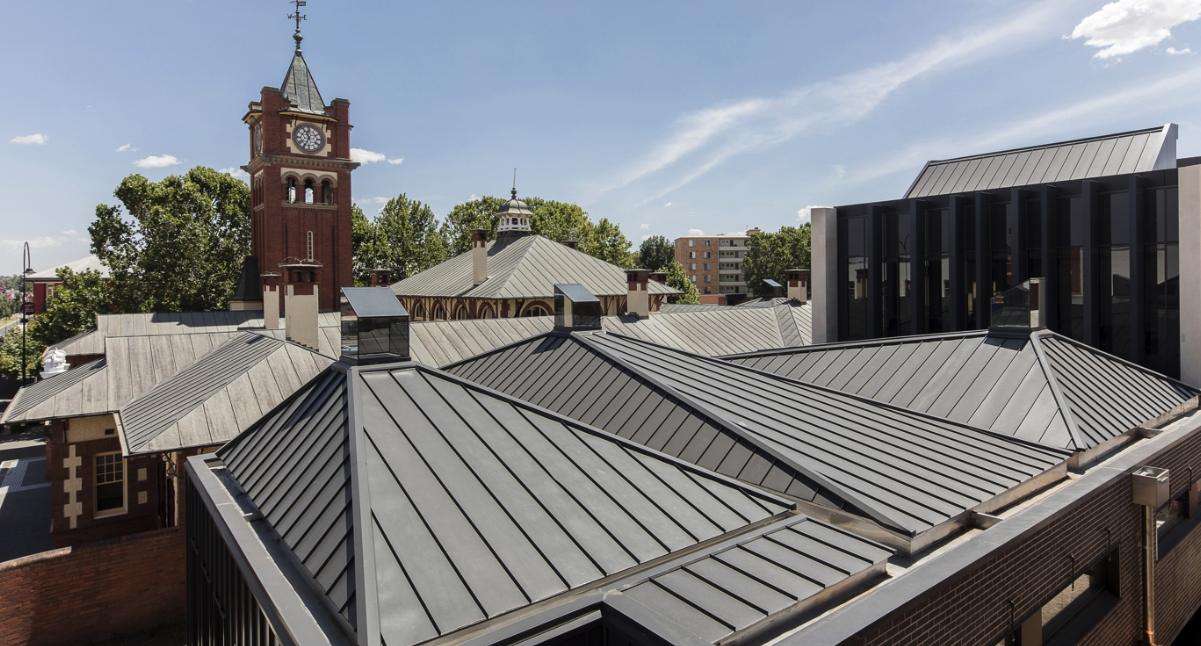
[[641, 234, 654, 242], [797, 206, 828, 224], [11, 134, 47, 145], [664, 202, 673, 207], [387, 157, 404, 165], [350, 148, 387, 164], [61, 229, 77, 235], [688, 228, 705, 236], [832, 165, 847, 178], [2, 236, 71, 250], [1070, 0, 1201, 60], [116, 144, 135, 152], [640, 224, 649, 230], [133, 154, 180, 168], [355, 197, 390, 205], [1168, 46, 1194, 53], [604, 1, 1066, 201], [218, 167, 250, 180]]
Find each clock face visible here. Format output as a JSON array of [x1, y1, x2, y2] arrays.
[[254, 124, 262, 155], [293, 124, 324, 153]]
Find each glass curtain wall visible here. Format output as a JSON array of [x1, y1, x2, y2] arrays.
[[1058, 196, 1086, 341], [883, 212, 912, 336], [926, 208, 951, 332], [991, 203, 1012, 299], [1145, 187, 1180, 375], [846, 217, 869, 340], [965, 205, 977, 327], [1099, 192, 1131, 358], [1027, 199, 1042, 280]]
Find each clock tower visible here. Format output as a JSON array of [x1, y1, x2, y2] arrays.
[[237, 3, 358, 312]]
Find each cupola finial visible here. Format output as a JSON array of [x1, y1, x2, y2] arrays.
[[289, 0, 308, 54], [512, 168, 517, 200]]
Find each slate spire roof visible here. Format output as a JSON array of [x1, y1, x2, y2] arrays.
[[280, 51, 326, 115], [725, 329, 1199, 453]]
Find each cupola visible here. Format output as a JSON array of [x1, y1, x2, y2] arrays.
[[495, 187, 534, 236]]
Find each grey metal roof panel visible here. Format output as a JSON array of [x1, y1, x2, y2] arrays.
[[658, 303, 726, 313], [905, 125, 1173, 198], [1, 358, 108, 424], [218, 362, 791, 646], [444, 333, 859, 520], [391, 235, 677, 300], [613, 515, 890, 645], [119, 332, 335, 455]]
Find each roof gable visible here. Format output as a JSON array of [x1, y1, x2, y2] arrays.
[[905, 124, 1177, 198]]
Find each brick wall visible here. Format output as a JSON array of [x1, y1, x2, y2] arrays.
[[0, 528, 185, 646]]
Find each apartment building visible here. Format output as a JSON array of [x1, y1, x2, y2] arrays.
[[674, 228, 758, 304]]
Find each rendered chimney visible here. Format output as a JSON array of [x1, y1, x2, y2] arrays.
[[472, 229, 489, 286], [786, 268, 809, 303], [285, 284, 320, 350], [262, 273, 281, 330], [626, 268, 650, 318], [370, 268, 393, 287]]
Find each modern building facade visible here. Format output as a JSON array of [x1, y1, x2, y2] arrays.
[[811, 125, 1199, 381], [674, 229, 758, 303]]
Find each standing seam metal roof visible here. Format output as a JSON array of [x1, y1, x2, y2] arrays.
[[905, 124, 1176, 199], [217, 362, 793, 646], [280, 52, 327, 115], [724, 330, 1198, 452], [447, 331, 1069, 537]]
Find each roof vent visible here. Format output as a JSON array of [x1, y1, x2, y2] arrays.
[[554, 284, 602, 331], [764, 278, 783, 298], [340, 287, 410, 365], [989, 278, 1046, 335]]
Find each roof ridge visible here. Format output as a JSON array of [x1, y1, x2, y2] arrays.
[[1036, 330, 1200, 392], [1027, 333, 1086, 452], [721, 330, 988, 359], [924, 125, 1167, 166]]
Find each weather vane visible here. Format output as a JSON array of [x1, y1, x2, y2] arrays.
[[289, 0, 308, 53]]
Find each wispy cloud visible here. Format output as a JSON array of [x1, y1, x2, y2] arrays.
[[116, 143, 136, 152], [1167, 46, 1194, 54], [1070, 0, 1201, 60], [11, 134, 47, 145], [687, 228, 704, 236], [603, 1, 1066, 201], [219, 167, 250, 180], [61, 229, 77, 235], [1, 235, 85, 250], [133, 154, 180, 168], [355, 197, 390, 205], [664, 202, 672, 207], [351, 148, 401, 165], [639, 224, 649, 230], [387, 157, 404, 165]]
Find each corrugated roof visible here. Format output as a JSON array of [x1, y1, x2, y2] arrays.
[[613, 516, 891, 645], [217, 362, 793, 646], [119, 332, 334, 455], [725, 330, 1198, 451], [448, 331, 1069, 539], [390, 235, 678, 299], [905, 124, 1177, 199]]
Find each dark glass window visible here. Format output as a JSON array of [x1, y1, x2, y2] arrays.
[[992, 203, 1009, 250], [883, 212, 911, 336], [1026, 200, 1042, 249], [1100, 191, 1130, 245], [1059, 247, 1084, 341], [96, 454, 123, 512], [846, 217, 868, 340], [1146, 187, 1179, 244], [1058, 196, 1087, 247], [1099, 246, 1131, 358], [1144, 243, 1180, 375], [926, 209, 950, 332]]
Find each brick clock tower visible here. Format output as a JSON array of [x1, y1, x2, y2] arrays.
[[235, 4, 357, 312]]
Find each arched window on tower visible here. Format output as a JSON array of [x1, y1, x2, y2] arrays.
[[322, 180, 333, 205], [286, 178, 297, 204], [304, 179, 315, 205]]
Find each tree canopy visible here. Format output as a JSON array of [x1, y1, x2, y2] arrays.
[[28, 268, 117, 348], [742, 224, 811, 297], [354, 194, 449, 283], [637, 235, 675, 272], [90, 167, 251, 313], [0, 324, 44, 382], [664, 260, 700, 304]]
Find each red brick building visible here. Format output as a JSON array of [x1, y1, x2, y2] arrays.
[[237, 25, 358, 313]]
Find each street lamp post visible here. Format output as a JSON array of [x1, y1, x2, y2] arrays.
[[20, 242, 31, 386]]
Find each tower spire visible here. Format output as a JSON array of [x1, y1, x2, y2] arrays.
[[512, 168, 517, 200], [288, 0, 307, 54]]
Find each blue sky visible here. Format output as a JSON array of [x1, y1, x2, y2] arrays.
[[4, 0, 1201, 273]]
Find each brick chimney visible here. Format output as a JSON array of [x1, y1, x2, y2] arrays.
[[626, 268, 650, 318], [648, 271, 668, 285], [562, 239, 578, 250], [786, 268, 809, 303], [472, 229, 488, 286], [370, 268, 393, 287]]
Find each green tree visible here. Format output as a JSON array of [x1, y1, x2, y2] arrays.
[[583, 218, 634, 269], [443, 197, 505, 255], [89, 167, 251, 312], [664, 260, 699, 304], [0, 323, 45, 382], [351, 204, 376, 286], [637, 235, 675, 272], [28, 268, 123, 347], [368, 194, 450, 281], [742, 224, 811, 297]]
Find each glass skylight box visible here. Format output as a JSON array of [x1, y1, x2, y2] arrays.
[[340, 287, 409, 365]]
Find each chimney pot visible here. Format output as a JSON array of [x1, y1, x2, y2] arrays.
[[370, 268, 393, 287], [626, 268, 650, 318], [472, 229, 489, 286], [786, 268, 809, 303]]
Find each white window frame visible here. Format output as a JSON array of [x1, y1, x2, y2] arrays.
[[93, 451, 127, 518]]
